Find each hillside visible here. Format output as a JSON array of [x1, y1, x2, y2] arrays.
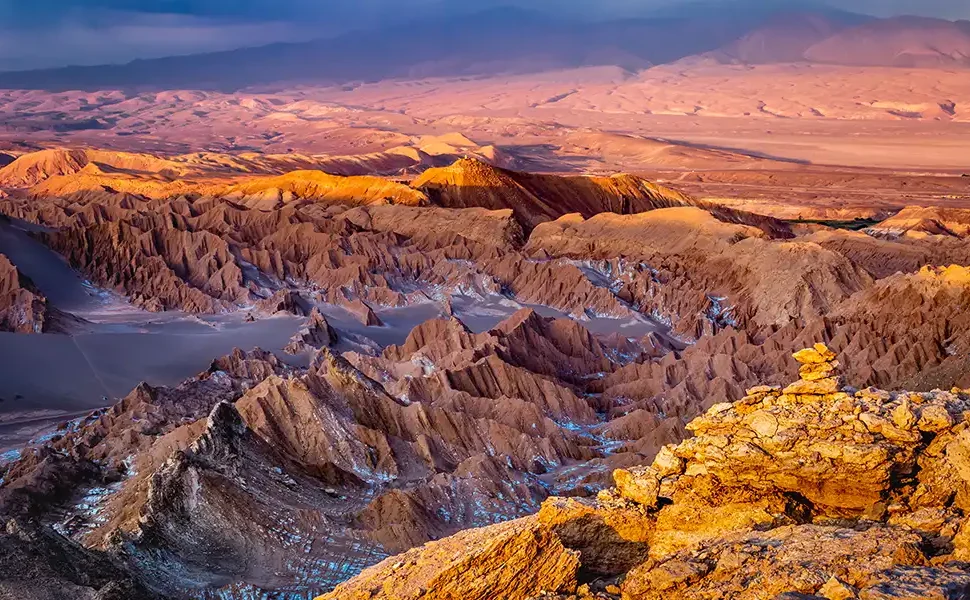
[[2, 10, 969, 92], [2, 156, 970, 598], [804, 16, 970, 68], [320, 344, 970, 600], [0, 8, 750, 92], [412, 158, 692, 230], [706, 11, 860, 63]]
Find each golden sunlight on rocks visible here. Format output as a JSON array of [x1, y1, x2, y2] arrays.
[[319, 345, 970, 600]]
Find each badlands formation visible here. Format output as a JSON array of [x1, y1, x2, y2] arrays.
[[323, 345, 970, 600], [1, 10, 970, 595], [0, 254, 48, 334], [0, 143, 969, 598]]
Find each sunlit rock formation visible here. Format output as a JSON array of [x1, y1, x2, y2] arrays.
[[319, 344, 970, 600]]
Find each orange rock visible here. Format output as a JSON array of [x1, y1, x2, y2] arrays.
[[315, 517, 580, 600]]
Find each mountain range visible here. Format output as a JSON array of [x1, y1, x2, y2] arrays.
[[1, 6, 969, 92]]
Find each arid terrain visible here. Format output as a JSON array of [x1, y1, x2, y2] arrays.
[[3, 62, 969, 222], [2, 4, 970, 600]]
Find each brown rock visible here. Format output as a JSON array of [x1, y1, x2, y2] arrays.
[[652, 445, 684, 478], [783, 377, 842, 395], [614, 467, 660, 509], [621, 525, 928, 600], [284, 307, 337, 354], [818, 576, 857, 600], [316, 517, 580, 600], [799, 360, 838, 381], [0, 253, 49, 333], [918, 404, 955, 433], [891, 400, 917, 430], [793, 344, 838, 364], [537, 496, 652, 576], [744, 410, 779, 438], [857, 566, 970, 600], [345, 298, 384, 326], [413, 157, 690, 232]]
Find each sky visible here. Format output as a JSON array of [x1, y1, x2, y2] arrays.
[[1, 0, 968, 71]]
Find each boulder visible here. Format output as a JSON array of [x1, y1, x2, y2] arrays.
[[316, 517, 580, 600]]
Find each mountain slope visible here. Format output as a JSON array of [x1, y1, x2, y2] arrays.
[[707, 11, 860, 63], [0, 9, 789, 92], [804, 16, 970, 67], [412, 158, 692, 230]]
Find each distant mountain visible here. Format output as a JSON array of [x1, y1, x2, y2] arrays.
[[0, 8, 967, 92], [706, 11, 870, 64], [0, 8, 760, 91], [645, 0, 864, 21], [804, 16, 970, 67]]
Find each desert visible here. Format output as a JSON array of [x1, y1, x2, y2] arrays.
[[2, 2, 970, 599]]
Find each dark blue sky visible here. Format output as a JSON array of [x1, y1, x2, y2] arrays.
[[0, 0, 967, 71]]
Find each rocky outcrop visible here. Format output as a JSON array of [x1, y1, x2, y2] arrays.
[[868, 205, 970, 238], [338, 204, 525, 250], [0, 160, 905, 359], [0, 253, 48, 333], [254, 289, 309, 315], [621, 526, 969, 600], [344, 298, 384, 326], [0, 148, 96, 188], [413, 158, 691, 231], [0, 520, 158, 600], [18, 158, 429, 209], [40, 221, 247, 313], [284, 307, 338, 354], [804, 227, 970, 279], [218, 170, 428, 209], [352, 308, 619, 428], [0, 348, 288, 519], [320, 345, 970, 600], [317, 517, 580, 600], [0, 147, 438, 193], [0, 309, 627, 597], [588, 263, 970, 462], [527, 209, 872, 336]]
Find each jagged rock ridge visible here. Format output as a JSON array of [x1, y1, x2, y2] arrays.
[[320, 345, 970, 600], [0, 252, 49, 333], [0, 305, 652, 597], [2, 149, 970, 600]]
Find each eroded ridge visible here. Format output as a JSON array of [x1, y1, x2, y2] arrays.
[[319, 344, 970, 600]]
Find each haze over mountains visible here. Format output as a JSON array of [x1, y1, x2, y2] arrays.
[[2, 5, 970, 91]]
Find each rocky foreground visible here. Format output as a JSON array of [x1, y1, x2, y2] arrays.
[[320, 344, 970, 600]]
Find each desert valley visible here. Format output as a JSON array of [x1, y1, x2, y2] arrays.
[[3, 2, 970, 599]]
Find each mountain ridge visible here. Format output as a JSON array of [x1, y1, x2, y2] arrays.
[[1, 9, 964, 92]]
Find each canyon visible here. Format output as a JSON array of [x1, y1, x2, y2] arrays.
[[0, 146, 969, 598], [1, 4, 970, 599]]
